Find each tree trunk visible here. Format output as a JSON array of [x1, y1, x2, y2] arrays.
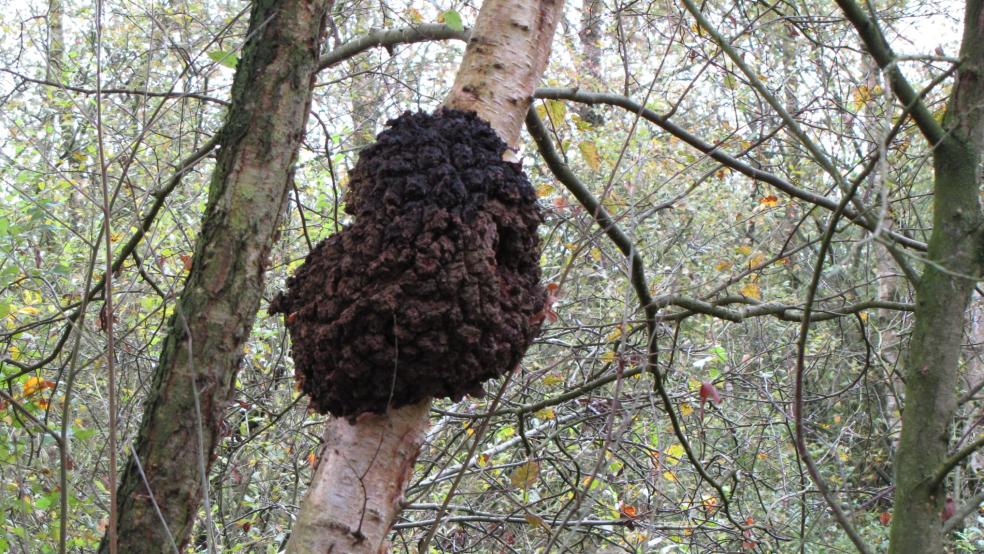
[[284, 1, 562, 552], [101, 0, 331, 551], [888, 1, 984, 551]]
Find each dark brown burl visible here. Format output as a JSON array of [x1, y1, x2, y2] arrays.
[[270, 109, 544, 418]]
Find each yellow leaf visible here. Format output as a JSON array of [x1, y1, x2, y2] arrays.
[[543, 373, 564, 386], [663, 470, 677, 482], [544, 99, 566, 123], [600, 351, 616, 364], [736, 245, 753, 256], [852, 84, 873, 109], [749, 253, 768, 268], [606, 326, 622, 342], [307, 451, 317, 466], [680, 403, 694, 417], [535, 407, 555, 420], [477, 453, 490, 467], [8, 345, 20, 360], [740, 282, 762, 300], [715, 260, 733, 272], [406, 7, 423, 22], [858, 311, 869, 322], [572, 113, 594, 131], [536, 183, 555, 197], [510, 461, 540, 489], [17, 306, 40, 315], [579, 141, 601, 171], [590, 247, 602, 262], [665, 444, 685, 465], [23, 376, 55, 397]]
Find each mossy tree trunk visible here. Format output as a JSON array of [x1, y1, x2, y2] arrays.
[[100, 0, 331, 551], [884, 1, 984, 552], [284, 1, 562, 552]]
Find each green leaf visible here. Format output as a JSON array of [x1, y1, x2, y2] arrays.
[[443, 10, 464, 32], [0, 303, 9, 319], [35, 493, 54, 510], [208, 50, 239, 69]]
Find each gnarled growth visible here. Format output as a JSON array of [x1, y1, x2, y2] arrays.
[[271, 109, 544, 417]]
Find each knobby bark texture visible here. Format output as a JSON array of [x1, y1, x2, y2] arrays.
[[284, 0, 562, 552], [270, 109, 544, 417], [101, 0, 331, 550], [888, 1, 984, 552]]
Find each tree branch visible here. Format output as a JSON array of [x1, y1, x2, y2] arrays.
[[0, 388, 64, 447], [833, 0, 948, 145], [1, 135, 218, 381], [534, 87, 925, 253], [317, 24, 469, 71], [0, 68, 230, 106], [526, 106, 755, 536], [931, 436, 984, 491]]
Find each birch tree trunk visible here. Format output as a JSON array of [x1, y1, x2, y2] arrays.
[[101, 0, 331, 550], [285, 1, 563, 552]]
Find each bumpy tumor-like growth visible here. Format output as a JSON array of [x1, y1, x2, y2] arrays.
[[270, 109, 544, 417]]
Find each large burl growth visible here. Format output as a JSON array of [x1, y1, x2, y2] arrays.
[[271, 109, 544, 417]]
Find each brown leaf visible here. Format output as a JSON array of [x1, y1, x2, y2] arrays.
[[524, 513, 548, 528], [510, 460, 540, 489]]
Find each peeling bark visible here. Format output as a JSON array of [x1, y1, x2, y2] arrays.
[[444, 0, 562, 150], [287, 401, 430, 554], [101, 0, 331, 551]]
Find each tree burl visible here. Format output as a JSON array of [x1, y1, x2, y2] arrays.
[[270, 109, 545, 418]]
